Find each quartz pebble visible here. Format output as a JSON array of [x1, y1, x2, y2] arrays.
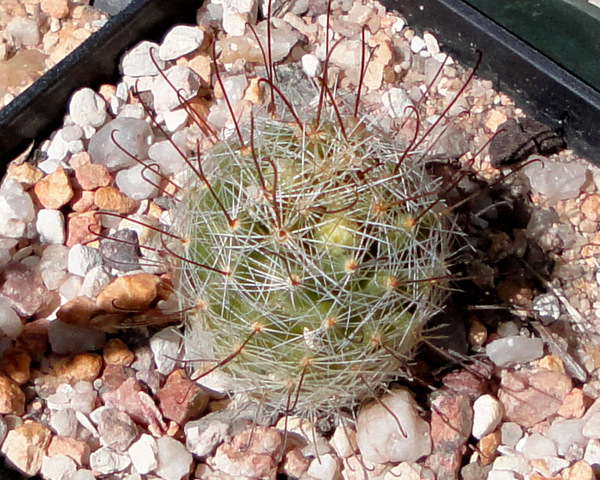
[[115, 163, 161, 200], [0, 296, 24, 338], [0, 261, 49, 317], [121, 41, 165, 77], [382, 87, 414, 119], [486, 335, 544, 367], [155, 435, 193, 480], [150, 327, 183, 375], [159, 25, 204, 61], [0, 179, 36, 239], [185, 412, 231, 457], [88, 117, 152, 171], [91, 406, 139, 452], [36, 209, 66, 245], [356, 388, 431, 463], [128, 433, 158, 474], [69, 88, 107, 128], [40, 455, 77, 480], [89, 446, 131, 474], [68, 244, 102, 277], [151, 66, 201, 113], [472, 394, 504, 439], [523, 159, 587, 201]]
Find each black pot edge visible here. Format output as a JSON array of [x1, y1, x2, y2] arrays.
[[382, 0, 600, 165], [0, 0, 201, 176]]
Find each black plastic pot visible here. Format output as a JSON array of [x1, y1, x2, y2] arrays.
[[0, 0, 200, 175], [1, 0, 599, 178]]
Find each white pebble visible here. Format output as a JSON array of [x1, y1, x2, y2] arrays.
[[301, 54, 322, 78], [81, 266, 111, 299], [159, 25, 204, 61], [410, 35, 426, 53], [128, 434, 158, 474], [90, 446, 131, 474], [155, 436, 193, 480], [532, 293, 561, 324], [547, 418, 587, 456], [382, 87, 414, 119], [46, 132, 70, 162], [500, 422, 522, 448], [121, 41, 165, 77], [0, 296, 23, 338], [150, 327, 182, 375], [584, 438, 600, 466], [50, 408, 78, 437], [306, 453, 340, 480], [68, 245, 102, 277], [519, 432, 557, 459], [487, 471, 521, 480], [523, 158, 587, 202], [472, 394, 503, 439], [0, 179, 36, 239], [88, 117, 153, 172], [151, 66, 200, 114], [36, 209, 65, 245], [423, 32, 440, 56], [356, 389, 431, 463], [392, 17, 406, 34], [115, 163, 161, 200], [69, 88, 108, 128], [71, 471, 95, 480], [185, 416, 230, 457], [492, 453, 532, 477], [485, 335, 544, 367], [40, 455, 77, 480], [163, 109, 189, 132]]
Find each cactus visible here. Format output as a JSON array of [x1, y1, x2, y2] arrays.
[[172, 83, 458, 417]]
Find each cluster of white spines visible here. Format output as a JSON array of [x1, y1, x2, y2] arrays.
[[175, 113, 455, 417]]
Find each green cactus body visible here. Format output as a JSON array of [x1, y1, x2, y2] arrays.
[[176, 113, 455, 416]]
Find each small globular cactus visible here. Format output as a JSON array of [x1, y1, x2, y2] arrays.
[[173, 101, 457, 417]]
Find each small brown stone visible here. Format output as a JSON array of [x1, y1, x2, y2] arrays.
[[157, 369, 209, 424], [0, 373, 25, 415], [1, 421, 52, 476], [558, 388, 589, 419], [66, 211, 101, 246], [94, 186, 138, 214], [96, 273, 169, 312], [51, 353, 102, 382], [0, 348, 31, 384], [581, 194, 600, 222], [68, 152, 91, 169], [563, 460, 594, 480], [41, 0, 69, 19], [56, 295, 102, 325], [498, 368, 572, 427], [74, 163, 112, 191], [6, 162, 43, 188], [47, 436, 90, 466], [70, 190, 96, 212], [103, 338, 135, 366], [478, 431, 500, 466], [33, 167, 74, 209]]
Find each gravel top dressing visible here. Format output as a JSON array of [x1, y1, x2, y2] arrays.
[[0, 1, 599, 479]]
